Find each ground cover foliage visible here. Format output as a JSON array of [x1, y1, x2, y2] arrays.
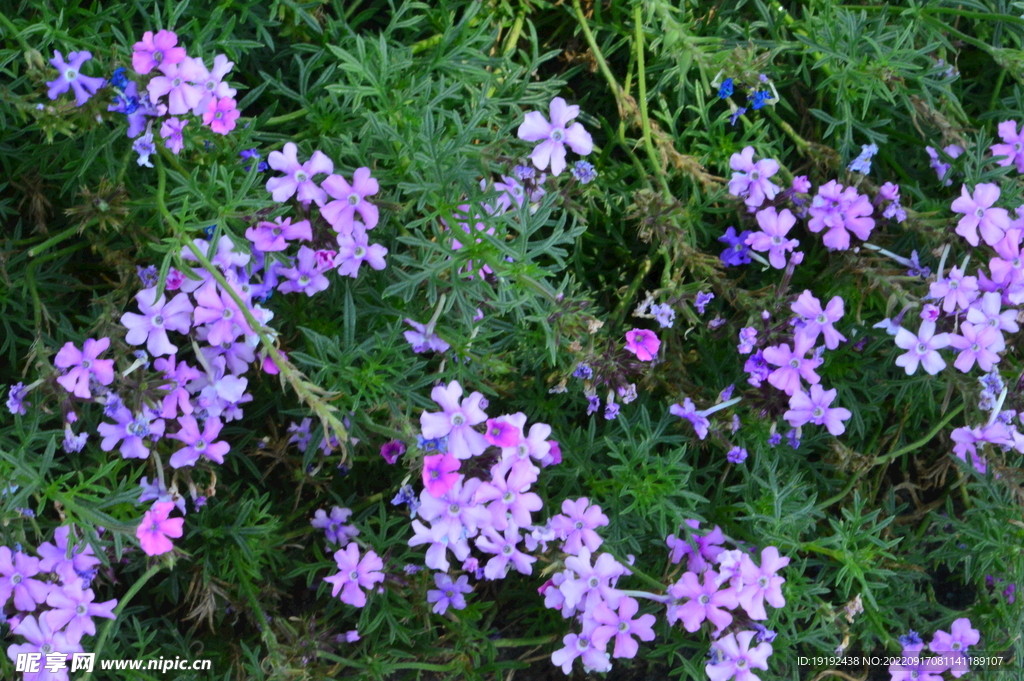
[[2, 0, 1024, 679]]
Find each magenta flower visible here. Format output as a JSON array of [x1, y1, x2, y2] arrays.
[[245, 216, 312, 252], [706, 631, 773, 681], [321, 168, 380, 235], [667, 569, 739, 634], [736, 547, 789, 620], [203, 96, 240, 135], [745, 207, 799, 269], [894, 320, 950, 375], [419, 381, 489, 460], [159, 117, 188, 154], [278, 246, 331, 296], [193, 281, 251, 346], [379, 440, 406, 464], [168, 415, 230, 468], [147, 59, 205, 115], [0, 547, 51, 611], [928, 266, 978, 313], [727, 147, 782, 208], [136, 501, 184, 556], [624, 328, 660, 361], [930, 618, 980, 678], [54, 337, 115, 399], [323, 542, 385, 608], [990, 120, 1024, 173], [783, 384, 852, 435], [44, 579, 117, 642], [591, 596, 656, 660], [266, 142, 334, 206], [426, 573, 472, 614], [669, 398, 710, 440], [948, 322, 1001, 373], [97, 407, 166, 460], [422, 452, 461, 497], [762, 333, 822, 396], [335, 231, 388, 278], [517, 97, 593, 176], [950, 183, 1010, 246], [47, 51, 106, 106], [483, 417, 521, 448], [132, 29, 186, 74], [551, 498, 609, 555], [121, 287, 194, 356], [790, 290, 846, 349], [190, 54, 237, 116]]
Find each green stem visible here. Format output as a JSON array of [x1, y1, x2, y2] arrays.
[[80, 564, 163, 681], [265, 108, 309, 126], [493, 634, 559, 648], [503, 12, 524, 56], [633, 3, 665, 190], [0, 11, 32, 52], [571, 0, 625, 103], [27, 226, 79, 257], [601, 547, 667, 592]]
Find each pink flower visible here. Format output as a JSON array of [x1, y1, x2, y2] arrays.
[[990, 120, 1024, 173], [335, 231, 388, 278], [147, 59, 205, 115], [551, 498, 609, 555], [928, 266, 978, 313], [266, 142, 334, 206], [321, 168, 380, 235], [667, 569, 739, 634], [736, 547, 789, 620], [203, 96, 240, 135], [120, 287, 194, 357], [419, 381, 489, 460], [136, 501, 184, 556], [168, 415, 230, 468], [624, 328, 660, 361], [189, 54, 236, 117], [422, 452, 461, 497], [193, 281, 251, 346], [745, 207, 799, 269], [132, 30, 186, 74], [948, 322, 1001, 373], [245, 216, 312, 252], [950, 183, 1010, 246], [930, 618, 980, 678], [517, 97, 593, 176], [159, 117, 188, 154], [323, 542, 385, 608], [894, 320, 950, 375], [783, 384, 852, 435], [54, 337, 115, 399], [807, 180, 875, 250], [45, 579, 117, 642], [727, 147, 781, 208], [791, 290, 846, 349], [0, 548, 51, 611], [762, 333, 822, 396], [591, 596, 656, 659]]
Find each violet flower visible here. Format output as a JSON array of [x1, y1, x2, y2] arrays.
[[894, 320, 950, 375], [517, 97, 594, 176], [277, 246, 331, 296], [667, 569, 739, 634], [403, 318, 450, 353], [950, 183, 1010, 247], [419, 381, 489, 460], [948, 322, 1001, 373], [203, 96, 240, 135], [335, 231, 388, 278], [54, 337, 115, 399], [426, 573, 472, 614], [762, 333, 822, 396], [323, 542, 385, 608], [45, 579, 117, 641], [321, 168, 380, 235], [551, 498, 609, 555], [929, 618, 980, 678], [8, 615, 82, 673], [706, 631, 773, 681], [790, 290, 846, 349], [97, 407, 166, 460], [311, 506, 359, 545], [132, 29, 186, 74], [265, 142, 334, 206], [736, 547, 789, 620], [245, 216, 312, 252], [0, 548, 51, 611], [475, 525, 536, 579], [783, 385, 852, 435], [120, 287, 194, 357], [928, 266, 978, 313], [591, 596, 656, 659], [168, 415, 230, 468], [719, 227, 753, 266], [727, 146, 781, 208], [745, 207, 799, 269], [47, 51, 106, 106], [990, 120, 1024, 173], [147, 59, 205, 115]]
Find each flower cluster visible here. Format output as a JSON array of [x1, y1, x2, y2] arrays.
[[889, 619, 980, 680], [3, 528, 117, 681]]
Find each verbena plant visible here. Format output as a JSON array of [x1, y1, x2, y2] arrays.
[[1, 1, 1023, 680]]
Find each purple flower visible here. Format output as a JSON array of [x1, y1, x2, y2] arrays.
[[670, 398, 711, 440], [586, 394, 601, 415], [380, 440, 406, 464], [666, 520, 725, 572], [97, 407, 165, 460], [323, 543, 385, 608], [168, 415, 230, 468], [791, 290, 846, 349], [7, 382, 29, 415], [517, 97, 594, 176], [926, 144, 964, 186], [321, 168, 380, 235], [403, 318, 450, 353], [8, 615, 82, 676], [727, 147, 781, 208], [573, 362, 593, 379], [311, 506, 359, 545], [159, 117, 188, 154], [847, 143, 878, 174], [426, 572, 472, 614], [190, 54, 237, 116], [762, 334, 822, 396], [419, 381, 488, 460], [551, 498, 609, 555], [571, 160, 598, 183], [132, 29, 186, 74], [266, 142, 334, 206], [667, 569, 739, 634], [783, 385, 852, 435], [807, 180, 875, 250], [550, 618, 613, 674], [948, 322, 1001, 373], [738, 327, 758, 355], [37, 526, 101, 584], [729, 107, 747, 125], [591, 596, 656, 659], [475, 525, 536, 579], [147, 59, 205, 115], [335, 232, 388, 278], [705, 631, 773, 681], [277, 246, 331, 296], [120, 287, 194, 357], [889, 643, 947, 681], [47, 51, 106, 106], [950, 183, 1010, 247], [203, 96, 240, 135], [744, 350, 770, 387], [727, 447, 748, 464], [422, 452, 461, 498], [193, 281, 251, 346], [560, 548, 626, 612], [54, 337, 115, 399], [736, 547, 789, 619], [154, 355, 201, 419], [475, 459, 542, 531], [651, 303, 676, 327], [695, 291, 714, 314], [930, 618, 980, 678], [624, 328, 660, 361], [44, 578, 117, 642], [719, 227, 753, 266], [245, 216, 312, 252], [0, 548, 51, 611], [894, 320, 950, 375], [746, 207, 799, 269], [989, 120, 1024, 172]]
